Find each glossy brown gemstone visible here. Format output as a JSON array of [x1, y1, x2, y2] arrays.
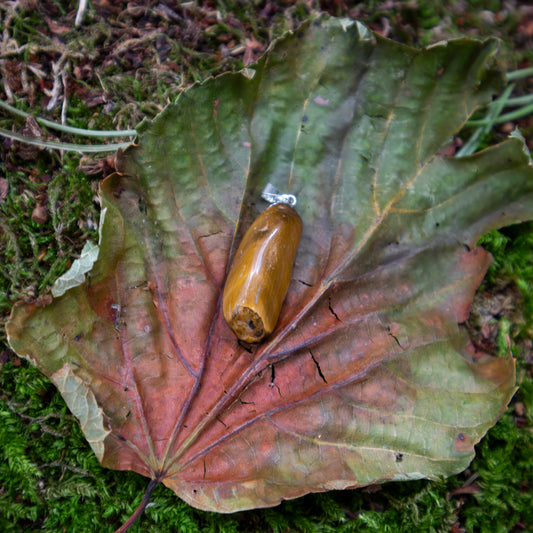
[[223, 202, 303, 343]]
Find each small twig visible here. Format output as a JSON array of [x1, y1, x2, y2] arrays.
[[463, 471, 480, 487], [46, 53, 69, 112], [0, 43, 28, 58], [5, 399, 69, 438], [112, 31, 164, 57], [61, 70, 68, 125], [75, 0, 88, 27], [0, 1, 19, 55], [115, 479, 159, 533], [27, 63, 47, 78], [40, 461, 94, 477], [0, 60, 14, 101]]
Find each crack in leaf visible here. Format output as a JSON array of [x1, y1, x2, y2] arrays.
[[310, 350, 328, 384]]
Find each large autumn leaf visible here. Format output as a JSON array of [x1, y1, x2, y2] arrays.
[[6, 18, 533, 513]]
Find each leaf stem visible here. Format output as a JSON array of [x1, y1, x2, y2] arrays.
[[0, 99, 137, 138], [0, 126, 131, 153], [487, 93, 533, 109], [457, 82, 515, 157], [506, 66, 533, 81], [457, 66, 533, 157], [466, 102, 533, 127], [114, 478, 159, 533]]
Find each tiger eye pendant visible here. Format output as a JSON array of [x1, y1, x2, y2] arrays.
[[222, 185, 303, 343]]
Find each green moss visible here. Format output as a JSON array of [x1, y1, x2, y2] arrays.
[[461, 407, 533, 532], [0, 153, 99, 343], [478, 223, 533, 339]]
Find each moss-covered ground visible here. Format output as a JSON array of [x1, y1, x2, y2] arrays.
[[1, 1, 532, 531]]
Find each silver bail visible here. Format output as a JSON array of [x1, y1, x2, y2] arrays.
[[261, 183, 297, 207]]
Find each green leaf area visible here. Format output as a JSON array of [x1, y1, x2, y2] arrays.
[[6, 18, 533, 513]]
